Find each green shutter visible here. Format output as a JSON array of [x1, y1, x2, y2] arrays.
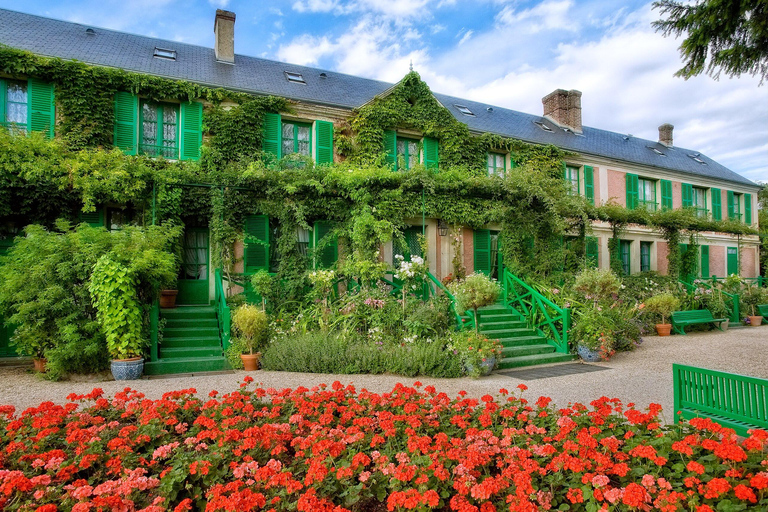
[[584, 166, 594, 205], [314, 120, 334, 164], [79, 209, 104, 227], [179, 101, 203, 161], [727, 190, 735, 219], [473, 229, 491, 275], [114, 92, 138, 155], [700, 245, 709, 278], [625, 173, 639, 209], [313, 220, 338, 269], [0, 81, 5, 126], [586, 236, 599, 268], [727, 248, 739, 276], [262, 113, 281, 159], [660, 180, 673, 210], [681, 183, 693, 207], [27, 79, 54, 138], [383, 129, 397, 170], [745, 193, 752, 225], [244, 215, 269, 273], [711, 188, 722, 220], [423, 137, 439, 170]]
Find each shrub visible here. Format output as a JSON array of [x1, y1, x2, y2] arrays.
[[573, 267, 621, 305], [740, 285, 766, 317], [645, 293, 681, 325], [230, 304, 268, 354], [571, 308, 617, 359], [449, 273, 501, 333], [2, 383, 767, 511], [445, 330, 503, 378]]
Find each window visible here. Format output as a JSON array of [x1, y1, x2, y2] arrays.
[[153, 47, 176, 60], [285, 71, 305, 84], [454, 105, 474, 116], [396, 138, 419, 171], [487, 153, 506, 177], [534, 121, 553, 132], [638, 178, 657, 210], [281, 121, 311, 157], [692, 187, 707, 218], [620, 240, 631, 275], [2, 80, 27, 131], [106, 207, 133, 231], [732, 193, 742, 221], [140, 101, 179, 159], [564, 165, 579, 195], [394, 226, 423, 262], [640, 242, 651, 272], [296, 226, 311, 256]]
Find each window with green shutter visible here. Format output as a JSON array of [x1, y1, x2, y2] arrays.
[[711, 188, 722, 220], [0, 79, 28, 132], [625, 174, 639, 209], [564, 165, 579, 195], [638, 178, 657, 210], [139, 101, 179, 159], [262, 112, 282, 159], [394, 226, 423, 262], [314, 120, 334, 164], [179, 101, 203, 161], [282, 121, 311, 156], [422, 137, 438, 170], [244, 215, 270, 273], [473, 229, 491, 275], [487, 152, 506, 177], [660, 180, 673, 210], [396, 137, 419, 171], [728, 192, 742, 221], [28, 79, 55, 138], [584, 165, 595, 205], [692, 187, 707, 218], [586, 237, 599, 268], [700, 245, 709, 278], [744, 193, 752, 225], [79, 208, 104, 227], [620, 240, 631, 275], [114, 92, 138, 155], [383, 129, 397, 169], [727, 247, 739, 276], [1, 78, 55, 138], [681, 183, 693, 208], [640, 242, 651, 272], [312, 220, 338, 269]]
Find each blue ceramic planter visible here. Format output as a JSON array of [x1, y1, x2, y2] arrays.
[[111, 358, 144, 380], [465, 356, 496, 377], [577, 345, 602, 362]]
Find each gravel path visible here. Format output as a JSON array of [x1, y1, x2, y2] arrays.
[[1, 327, 766, 423]]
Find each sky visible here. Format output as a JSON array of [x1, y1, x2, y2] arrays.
[[2, 0, 767, 183]]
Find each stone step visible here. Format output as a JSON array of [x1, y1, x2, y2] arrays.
[[143, 356, 229, 375], [497, 352, 574, 369], [160, 346, 223, 359], [501, 344, 556, 358], [164, 327, 219, 339]]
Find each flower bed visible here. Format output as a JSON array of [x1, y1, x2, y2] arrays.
[[1, 380, 766, 511]]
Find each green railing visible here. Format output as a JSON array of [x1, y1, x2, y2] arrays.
[[149, 301, 159, 362], [707, 275, 764, 287], [215, 269, 231, 352], [502, 269, 569, 353], [424, 272, 472, 330], [679, 279, 740, 323]]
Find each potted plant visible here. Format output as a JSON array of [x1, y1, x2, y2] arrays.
[[740, 285, 765, 327], [159, 233, 183, 308], [644, 293, 681, 336], [449, 273, 501, 333], [572, 308, 616, 361], [228, 304, 269, 371], [447, 330, 502, 378], [89, 255, 145, 380]]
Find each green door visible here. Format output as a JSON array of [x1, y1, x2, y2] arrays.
[[489, 231, 502, 280], [473, 229, 503, 279], [727, 247, 739, 276], [0, 236, 18, 357], [177, 228, 210, 305]]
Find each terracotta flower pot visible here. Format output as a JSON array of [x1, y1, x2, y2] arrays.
[[748, 315, 763, 327], [240, 353, 261, 371], [655, 324, 672, 336], [159, 289, 178, 309], [33, 358, 47, 373]]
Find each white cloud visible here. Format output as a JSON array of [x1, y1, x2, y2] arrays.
[[208, 0, 230, 7], [496, 0, 577, 33], [292, 0, 341, 13]]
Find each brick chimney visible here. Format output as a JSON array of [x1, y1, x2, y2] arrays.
[[542, 89, 582, 133], [214, 9, 236, 64], [658, 123, 674, 147]]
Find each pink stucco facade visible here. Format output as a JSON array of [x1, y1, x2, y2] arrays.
[[657, 242, 669, 275], [607, 170, 625, 206], [463, 228, 474, 274], [742, 247, 757, 278], [671, 181, 682, 209], [710, 245, 725, 278], [592, 166, 601, 206]]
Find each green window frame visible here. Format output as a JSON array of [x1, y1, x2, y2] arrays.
[[139, 100, 179, 159], [692, 187, 707, 218], [281, 120, 312, 157], [620, 240, 631, 275], [0, 79, 28, 131], [638, 178, 657, 211], [394, 226, 423, 262], [487, 152, 506, 177], [106, 207, 133, 231], [640, 242, 651, 272], [564, 165, 579, 195], [396, 137, 419, 171], [728, 191, 743, 222], [700, 245, 710, 278], [311, 220, 338, 269]]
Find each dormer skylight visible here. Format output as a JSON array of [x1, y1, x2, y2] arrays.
[[688, 153, 707, 164], [648, 146, 666, 156], [153, 47, 176, 60], [454, 104, 474, 116], [285, 71, 306, 84], [534, 121, 553, 132]]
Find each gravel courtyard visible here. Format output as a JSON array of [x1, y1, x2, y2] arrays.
[[1, 326, 766, 423]]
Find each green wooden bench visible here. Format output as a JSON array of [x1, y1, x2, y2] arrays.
[[673, 364, 768, 437], [670, 310, 728, 335], [757, 304, 768, 318]]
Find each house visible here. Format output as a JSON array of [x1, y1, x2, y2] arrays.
[[0, 7, 761, 370]]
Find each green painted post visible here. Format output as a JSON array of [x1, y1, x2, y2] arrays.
[[562, 307, 569, 353], [150, 301, 159, 361], [672, 364, 681, 424], [732, 294, 740, 323], [151, 183, 156, 226]]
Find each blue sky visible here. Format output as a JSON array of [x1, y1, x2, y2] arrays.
[[2, 0, 767, 182]]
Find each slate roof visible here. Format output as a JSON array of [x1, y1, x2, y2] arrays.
[[0, 8, 757, 187]]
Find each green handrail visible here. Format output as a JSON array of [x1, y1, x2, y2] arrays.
[[502, 269, 569, 353], [424, 271, 473, 330], [214, 269, 231, 352], [680, 279, 740, 323]]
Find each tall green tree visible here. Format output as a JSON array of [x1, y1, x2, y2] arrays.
[[653, 0, 768, 82]]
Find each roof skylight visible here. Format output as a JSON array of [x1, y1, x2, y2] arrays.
[[648, 146, 666, 156], [688, 153, 707, 164], [454, 104, 474, 116], [285, 71, 306, 84], [534, 121, 553, 132], [153, 47, 176, 60]]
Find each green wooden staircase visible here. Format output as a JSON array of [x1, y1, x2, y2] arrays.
[[143, 306, 229, 375], [476, 303, 573, 369]]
